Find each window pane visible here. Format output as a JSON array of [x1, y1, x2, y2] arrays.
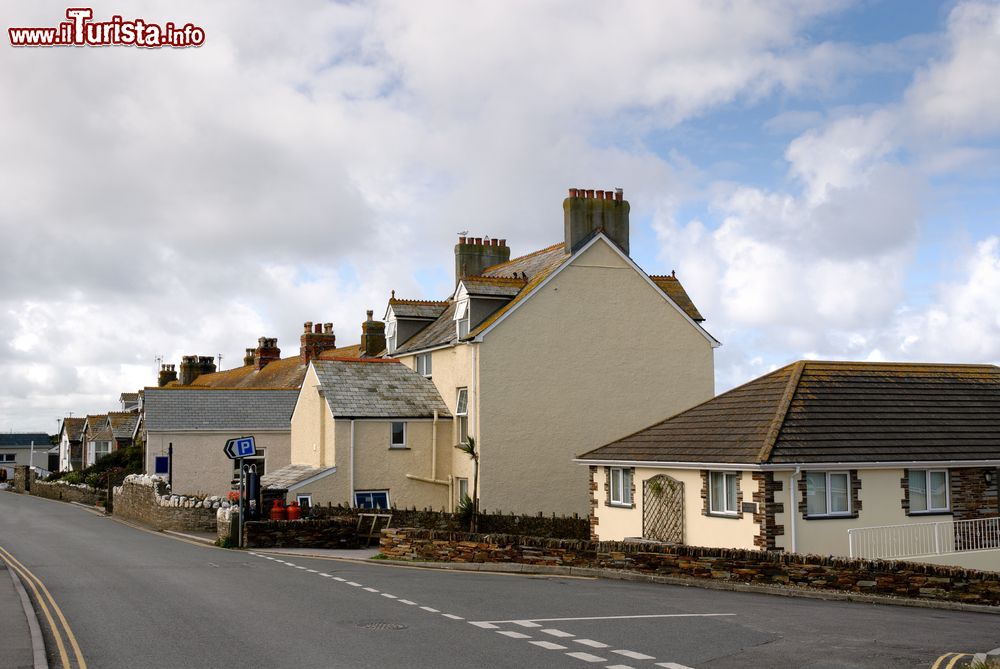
[[456, 389, 468, 415], [710, 472, 725, 513], [830, 473, 849, 513], [391, 422, 405, 446], [909, 470, 927, 512], [726, 473, 738, 512], [622, 469, 633, 505], [459, 416, 468, 444], [806, 472, 827, 515], [610, 469, 622, 503], [930, 471, 948, 510]]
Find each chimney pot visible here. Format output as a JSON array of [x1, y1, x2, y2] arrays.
[[324, 322, 333, 334], [304, 321, 312, 333], [314, 323, 322, 334], [499, 239, 506, 246], [568, 188, 578, 197], [587, 189, 595, 198], [615, 189, 623, 201], [597, 190, 605, 200], [458, 236, 466, 245], [366, 309, 374, 320]]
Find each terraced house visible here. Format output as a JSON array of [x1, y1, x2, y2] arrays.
[[579, 361, 1000, 570], [297, 188, 720, 515]]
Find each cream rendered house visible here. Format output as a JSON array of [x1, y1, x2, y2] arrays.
[[578, 361, 1000, 571], [382, 188, 719, 516], [284, 358, 452, 508]]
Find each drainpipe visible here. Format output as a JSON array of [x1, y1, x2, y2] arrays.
[[431, 410, 438, 480], [471, 344, 479, 499], [790, 467, 800, 554], [349, 419, 355, 507]]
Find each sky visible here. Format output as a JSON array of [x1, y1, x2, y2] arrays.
[[3, 0, 999, 433]]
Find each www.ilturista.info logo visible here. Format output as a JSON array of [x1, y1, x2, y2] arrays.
[[9, 8, 205, 48]]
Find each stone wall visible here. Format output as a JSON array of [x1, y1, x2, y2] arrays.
[[242, 518, 359, 549], [309, 504, 589, 540], [112, 475, 224, 533], [30, 480, 102, 506], [12, 466, 33, 493], [380, 528, 1000, 607]]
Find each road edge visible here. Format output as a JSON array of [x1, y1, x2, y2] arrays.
[[8, 564, 49, 669]]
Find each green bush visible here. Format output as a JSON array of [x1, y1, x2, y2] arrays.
[[46, 447, 143, 489]]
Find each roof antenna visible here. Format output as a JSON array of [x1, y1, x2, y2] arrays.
[[217, 353, 223, 369]]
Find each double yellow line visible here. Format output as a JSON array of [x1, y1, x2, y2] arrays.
[[0, 545, 87, 669], [932, 652, 970, 669]]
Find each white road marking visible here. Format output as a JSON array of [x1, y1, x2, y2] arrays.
[[607, 665, 636, 669], [655, 663, 694, 669], [497, 631, 532, 639], [530, 641, 567, 650], [399, 600, 417, 605], [613, 650, 655, 660], [575, 639, 610, 649], [306, 569, 318, 573], [363, 587, 379, 593], [481, 613, 735, 624], [333, 577, 346, 582], [295, 565, 307, 570], [420, 606, 440, 613], [566, 652, 606, 662], [442, 614, 464, 620], [512, 620, 542, 628], [469, 622, 498, 629], [541, 629, 575, 638], [381, 593, 398, 599], [346, 581, 362, 587]]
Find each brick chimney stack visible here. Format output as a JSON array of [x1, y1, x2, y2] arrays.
[[178, 355, 217, 385], [455, 236, 511, 286], [361, 309, 386, 358], [157, 364, 177, 387], [254, 337, 281, 371], [564, 187, 629, 255], [300, 321, 338, 364]]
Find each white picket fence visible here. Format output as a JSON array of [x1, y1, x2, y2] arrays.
[[848, 516, 1000, 559]]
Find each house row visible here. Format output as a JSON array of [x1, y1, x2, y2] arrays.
[[57, 393, 143, 473]]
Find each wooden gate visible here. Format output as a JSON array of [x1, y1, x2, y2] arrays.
[[643, 474, 684, 544]]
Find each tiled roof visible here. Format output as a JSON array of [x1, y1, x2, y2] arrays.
[[261, 463, 334, 490], [143, 388, 299, 432], [61, 418, 85, 442], [388, 299, 449, 320], [394, 300, 459, 354], [312, 359, 450, 418], [0, 433, 51, 449], [580, 361, 1000, 465], [482, 242, 569, 279], [650, 274, 704, 322], [85, 415, 108, 434], [317, 344, 363, 360], [89, 423, 113, 441], [120, 392, 139, 402], [460, 276, 528, 297], [108, 412, 140, 440], [173, 356, 308, 390]]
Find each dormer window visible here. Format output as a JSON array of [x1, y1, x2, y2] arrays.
[[455, 299, 470, 339]]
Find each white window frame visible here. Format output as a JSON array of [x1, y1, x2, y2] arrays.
[[94, 440, 111, 461], [390, 421, 407, 449], [455, 388, 469, 445], [456, 477, 469, 504], [385, 319, 397, 354], [0, 454, 15, 463], [709, 471, 739, 516], [609, 467, 633, 506], [805, 471, 852, 517], [454, 299, 470, 339], [908, 469, 950, 513], [355, 490, 390, 509], [296, 494, 313, 508], [415, 353, 432, 378]]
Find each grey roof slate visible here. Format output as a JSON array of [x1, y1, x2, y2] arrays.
[[312, 360, 450, 418], [0, 433, 51, 449], [143, 388, 298, 432], [394, 300, 459, 354], [389, 302, 448, 319], [261, 463, 333, 489]]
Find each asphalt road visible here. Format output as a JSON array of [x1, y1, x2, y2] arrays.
[[1, 491, 997, 669]]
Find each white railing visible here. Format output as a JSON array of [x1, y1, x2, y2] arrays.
[[848, 516, 1000, 559]]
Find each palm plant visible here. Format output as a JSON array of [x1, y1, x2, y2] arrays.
[[456, 436, 479, 532]]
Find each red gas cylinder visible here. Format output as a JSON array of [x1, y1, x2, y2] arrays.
[[286, 501, 301, 520], [270, 499, 287, 521]]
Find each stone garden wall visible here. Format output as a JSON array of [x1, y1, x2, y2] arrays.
[[380, 528, 1000, 607], [30, 480, 103, 506], [113, 475, 227, 533]]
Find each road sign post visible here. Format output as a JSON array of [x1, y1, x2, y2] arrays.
[[223, 437, 257, 548]]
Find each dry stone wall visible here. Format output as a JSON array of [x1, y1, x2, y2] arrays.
[[30, 480, 102, 506], [381, 528, 1000, 607], [113, 475, 227, 532]]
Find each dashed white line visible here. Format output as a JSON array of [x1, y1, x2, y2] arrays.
[[399, 600, 417, 606], [613, 650, 655, 660], [363, 587, 379, 593], [542, 629, 575, 638], [319, 573, 331, 577], [512, 620, 541, 628], [346, 581, 362, 587], [333, 577, 346, 582], [306, 569, 318, 573], [575, 639, 609, 649], [420, 606, 440, 613], [381, 593, 398, 599], [442, 614, 464, 620], [655, 663, 694, 669], [470, 622, 498, 629], [530, 641, 567, 650], [497, 631, 532, 639], [607, 665, 636, 669], [566, 651, 606, 663]]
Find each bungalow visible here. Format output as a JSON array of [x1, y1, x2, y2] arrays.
[[0, 433, 52, 478], [578, 361, 1000, 571]]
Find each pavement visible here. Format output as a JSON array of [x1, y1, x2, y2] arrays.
[[0, 561, 45, 669]]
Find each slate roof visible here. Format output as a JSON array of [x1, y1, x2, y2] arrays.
[[120, 392, 139, 403], [61, 418, 85, 442], [389, 299, 449, 320], [650, 275, 704, 322], [0, 433, 51, 449], [482, 243, 569, 279], [261, 463, 334, 490], [84, 415, 108, 437], [173, 356, 307, 390], [108, 412, 140, 440], [461, 276, 528, 297], [313, 359, 450, 418], [143, 388, 299, 431], [579, 361, 1000, 465], [393, 300, 459, 355]]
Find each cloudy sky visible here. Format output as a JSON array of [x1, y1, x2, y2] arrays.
[[3, 1, 999, 433]]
